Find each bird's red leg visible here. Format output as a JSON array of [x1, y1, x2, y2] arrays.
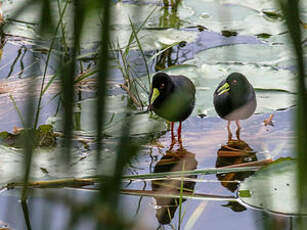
[[227, 120, 233, 141], [235, 120, 241, 140], [171, 122, 175, 144], [178, 121, 182, 146], [168, 122, 175, 151]]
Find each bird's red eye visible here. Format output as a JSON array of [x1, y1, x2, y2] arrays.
[[160, 83, 165, 89], [232, 79, 237, 84]]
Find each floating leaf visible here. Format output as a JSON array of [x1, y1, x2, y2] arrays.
[[185, 43, 305, 67], [262, 9, 283, 20], [178, 1, 286, 35], [221, 30, 238, 37], [238, 190, 251, 198], [239, 159, 307, 215], [48, 96, 168, 137], [0, 139, 121, 185], [219, 0, 278, 12], [256, 33, 272, 39], [112, 28, 198, 51]]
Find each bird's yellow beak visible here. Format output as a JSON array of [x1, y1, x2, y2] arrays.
[[150, 88, 160, 104], [217, 82, 230, 96]]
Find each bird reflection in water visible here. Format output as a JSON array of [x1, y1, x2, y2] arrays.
[[216, 139, 257, 212], [152, 147, 197, 226]]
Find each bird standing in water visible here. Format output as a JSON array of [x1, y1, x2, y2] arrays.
[[148, 72, 195, 146], [213, 72, 256, 140]]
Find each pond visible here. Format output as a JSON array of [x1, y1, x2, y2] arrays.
[[0, 0, 307, 229]]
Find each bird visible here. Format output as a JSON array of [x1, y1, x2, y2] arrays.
[[148, 72, 195, 146], [213, 72, 257, 140]]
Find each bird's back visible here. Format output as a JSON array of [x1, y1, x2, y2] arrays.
[[163, 75, 195, 121], [170, 75, 195, 98]]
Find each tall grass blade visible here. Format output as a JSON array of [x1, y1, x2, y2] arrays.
[[129, 17, 151, 85], [278, 1, 306, 229], [9, 94, 26, 127], [148, 41, 184, 64], [178, 161, 185, 230], [94, 0, 111, 173], [34, 0, 70, 129], [21, 0, 57, 202], [96, 114, 139, 229], [122, 166, 261, 180], [21, 201, 32, 230], [123, 6, 157, 57], [60, 0, 86, 164]]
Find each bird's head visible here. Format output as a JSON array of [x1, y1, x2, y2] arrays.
[[217, 72, 251, 97], [148, 72, 174, 108]]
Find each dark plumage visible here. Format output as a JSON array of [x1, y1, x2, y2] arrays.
[[148, 72, 195, 144], [213, 72, 256, 140]]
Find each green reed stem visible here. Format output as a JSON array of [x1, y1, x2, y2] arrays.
[[34, 0, 69, 130]]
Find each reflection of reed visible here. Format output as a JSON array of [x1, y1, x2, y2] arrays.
[[7, 47, 24, 78], [0, 0, 5, 64], [152, 147, 197, 225], [162, 0, 181, 9], [160, 1, 181, 29], [216, 139, 257, 212], [0, 1, 3, 24], [154, 0, 182, 72], [154, 42, 185, 71], [0, 17, 5, 62]]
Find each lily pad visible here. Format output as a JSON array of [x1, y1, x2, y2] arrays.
[[89, 2, 199, 50], [239, 159, 307, 215], [48, 96, 168, 137], [2, 0, 58, 39], [0, 139, 119, 185], [113, 28, 198, 51], [0, 145, 24, 185], [177, 0, 286, 35], [219, 0, 278, 12], [110, 2, 161, 28], [185, 43, 305, 68]]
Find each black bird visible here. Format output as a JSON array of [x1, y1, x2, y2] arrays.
[[148, 72, 195, 144], [213, 72, 256, 140]]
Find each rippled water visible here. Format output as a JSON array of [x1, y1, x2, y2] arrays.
[[0, 0, 305, 229]]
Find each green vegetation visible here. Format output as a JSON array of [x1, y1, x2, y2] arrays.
[[0, 0, 305, 229]]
